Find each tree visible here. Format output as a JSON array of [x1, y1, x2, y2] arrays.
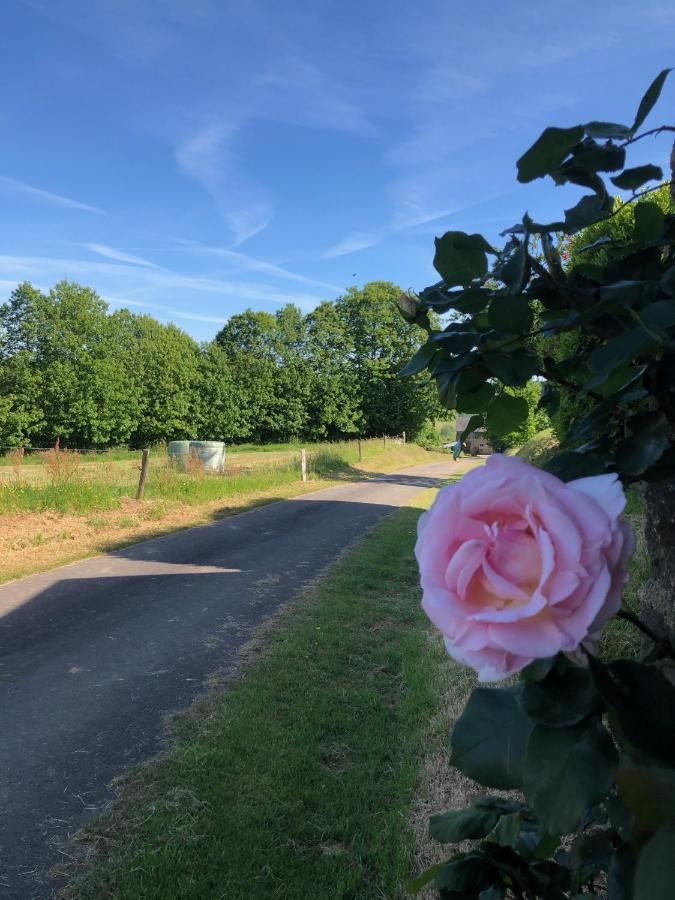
[[335, 281, 440, 437], [399, 69, 675, 898]]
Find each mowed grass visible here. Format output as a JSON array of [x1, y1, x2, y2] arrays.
[[0, 439, 426, 515], [63, 492, 451, 900]]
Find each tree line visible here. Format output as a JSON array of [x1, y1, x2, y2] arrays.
[[0, 279, 440, 449]]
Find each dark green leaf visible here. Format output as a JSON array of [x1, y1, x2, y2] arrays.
[[570, 138, 626, 173], [660, 266, 675, 297], [486, 394, 529, 434], [611, 164, 663, 191], [634, 202, 665, 242], [430, 804, 505, 844], [517, 125, 585, 183], [564, 193, 613, 231], [487, 295, 532, 334], [588, 328, 654, 380], [584, 122, 632, 140], [429, 329, 480, 354], [458, 413, 485, 446], [450, 685, 534, 790], [407, 863, 445, 894], [479, 889, 505, 900], [524, 720, 618, 834], [483, 349, 539, 386], [608, 845, 635, 900], [538, 383, 560, 416], [436, 372, 458, 409], [634, 826, 675, 900], [587, 657, 675, 767], [434, 232, 491, 286], [617, 413, 670, 476], [493, 242, 531, 295], [616, 766, 675, 837], [456, 380, 496, 414], [631, 68, 672, 133], [570, 830, 613, 882], [639, 299, 675, 336], [577, 234, 617, 253], [399, 342, 437, 377], [521, 655, 558, 682], [521, 662, 603, 728], [436, 853, 488, 892]]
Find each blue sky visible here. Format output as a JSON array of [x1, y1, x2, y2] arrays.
[[2, 1, 674, 340]]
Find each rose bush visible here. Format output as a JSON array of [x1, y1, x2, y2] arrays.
[[416, 455, 635, 680]]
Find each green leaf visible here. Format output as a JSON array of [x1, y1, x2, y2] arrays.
[[617, 413, 670, 476], [450, 685, 533, 790], [608, 845, 636, 900], [487, 295, 532, 334], [429, 803, 508, 844], [564, 193, 612, 230], [436, 372, 458, 409], [634, 826, 675, 900], [588, 328, 654, 380], [521, 656, 558, 682], [458, 413, 485, 446], [399, 342, 437, 377], [544, 449, 607, 480], [570, 830, 614, 882], [524, 720, 618, 834], [456, 380, 496, 414], [616, 766, 675, 837], [407, 863, 445, 894], [660, 267, 675, 297], [570, 139, 626, 173], [493, 242, 531, 295], [434, 232, 491, 286], [483, 349, 539, 386], [639, 299, 675, 336], [611, 164, 663, 191], [521, 662, 603, 728], [479, 889, 505, 900], [587, 657, 675, 767], [584, 121, 632, 140], [486, 394, 529, 434], [631, 68, 672, 133], [634, 202, 665, 241], [517, 125, 585, 183]]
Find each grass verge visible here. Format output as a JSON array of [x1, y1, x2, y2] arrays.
[[0, 444, 456, 584], [61, 489, 456, 900]]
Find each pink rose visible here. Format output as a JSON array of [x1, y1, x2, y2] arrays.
[[415, 455, 635, 682]]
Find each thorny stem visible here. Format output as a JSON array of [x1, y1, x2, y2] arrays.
[[620, 125, 675, 148]]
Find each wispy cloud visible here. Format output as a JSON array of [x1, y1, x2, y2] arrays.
[[321, 232, 381, 259], [87, 243, 164, 269], [175, 124, 273, 247], [176, 239, 342, 292], [0, 176, 104, 215], [103, 296, 229, 326], [0, 254, 327, 310]]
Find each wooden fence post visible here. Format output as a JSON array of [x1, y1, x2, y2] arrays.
[[136, 448, 150, 500], [358, 438, 362, 462], [402, 431, 406, 445], [300, 448, 307, 483], [383, 434, 387, 449]]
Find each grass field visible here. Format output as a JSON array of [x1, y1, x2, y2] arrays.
[[0, 442, 450, 583], [61, 490, 458, 900]]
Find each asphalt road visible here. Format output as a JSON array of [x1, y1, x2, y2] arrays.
[[0, 460, 461, 898]]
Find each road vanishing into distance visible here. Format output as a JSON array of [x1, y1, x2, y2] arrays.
[[0, 459, 467, 898]]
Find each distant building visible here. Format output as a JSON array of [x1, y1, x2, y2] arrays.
[[455, 414, 494, 456]]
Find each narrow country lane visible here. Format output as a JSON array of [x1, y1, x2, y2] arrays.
[[0, 460, 469, 898]]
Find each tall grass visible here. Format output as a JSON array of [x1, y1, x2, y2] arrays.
[[0, 439, 407, 516]]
